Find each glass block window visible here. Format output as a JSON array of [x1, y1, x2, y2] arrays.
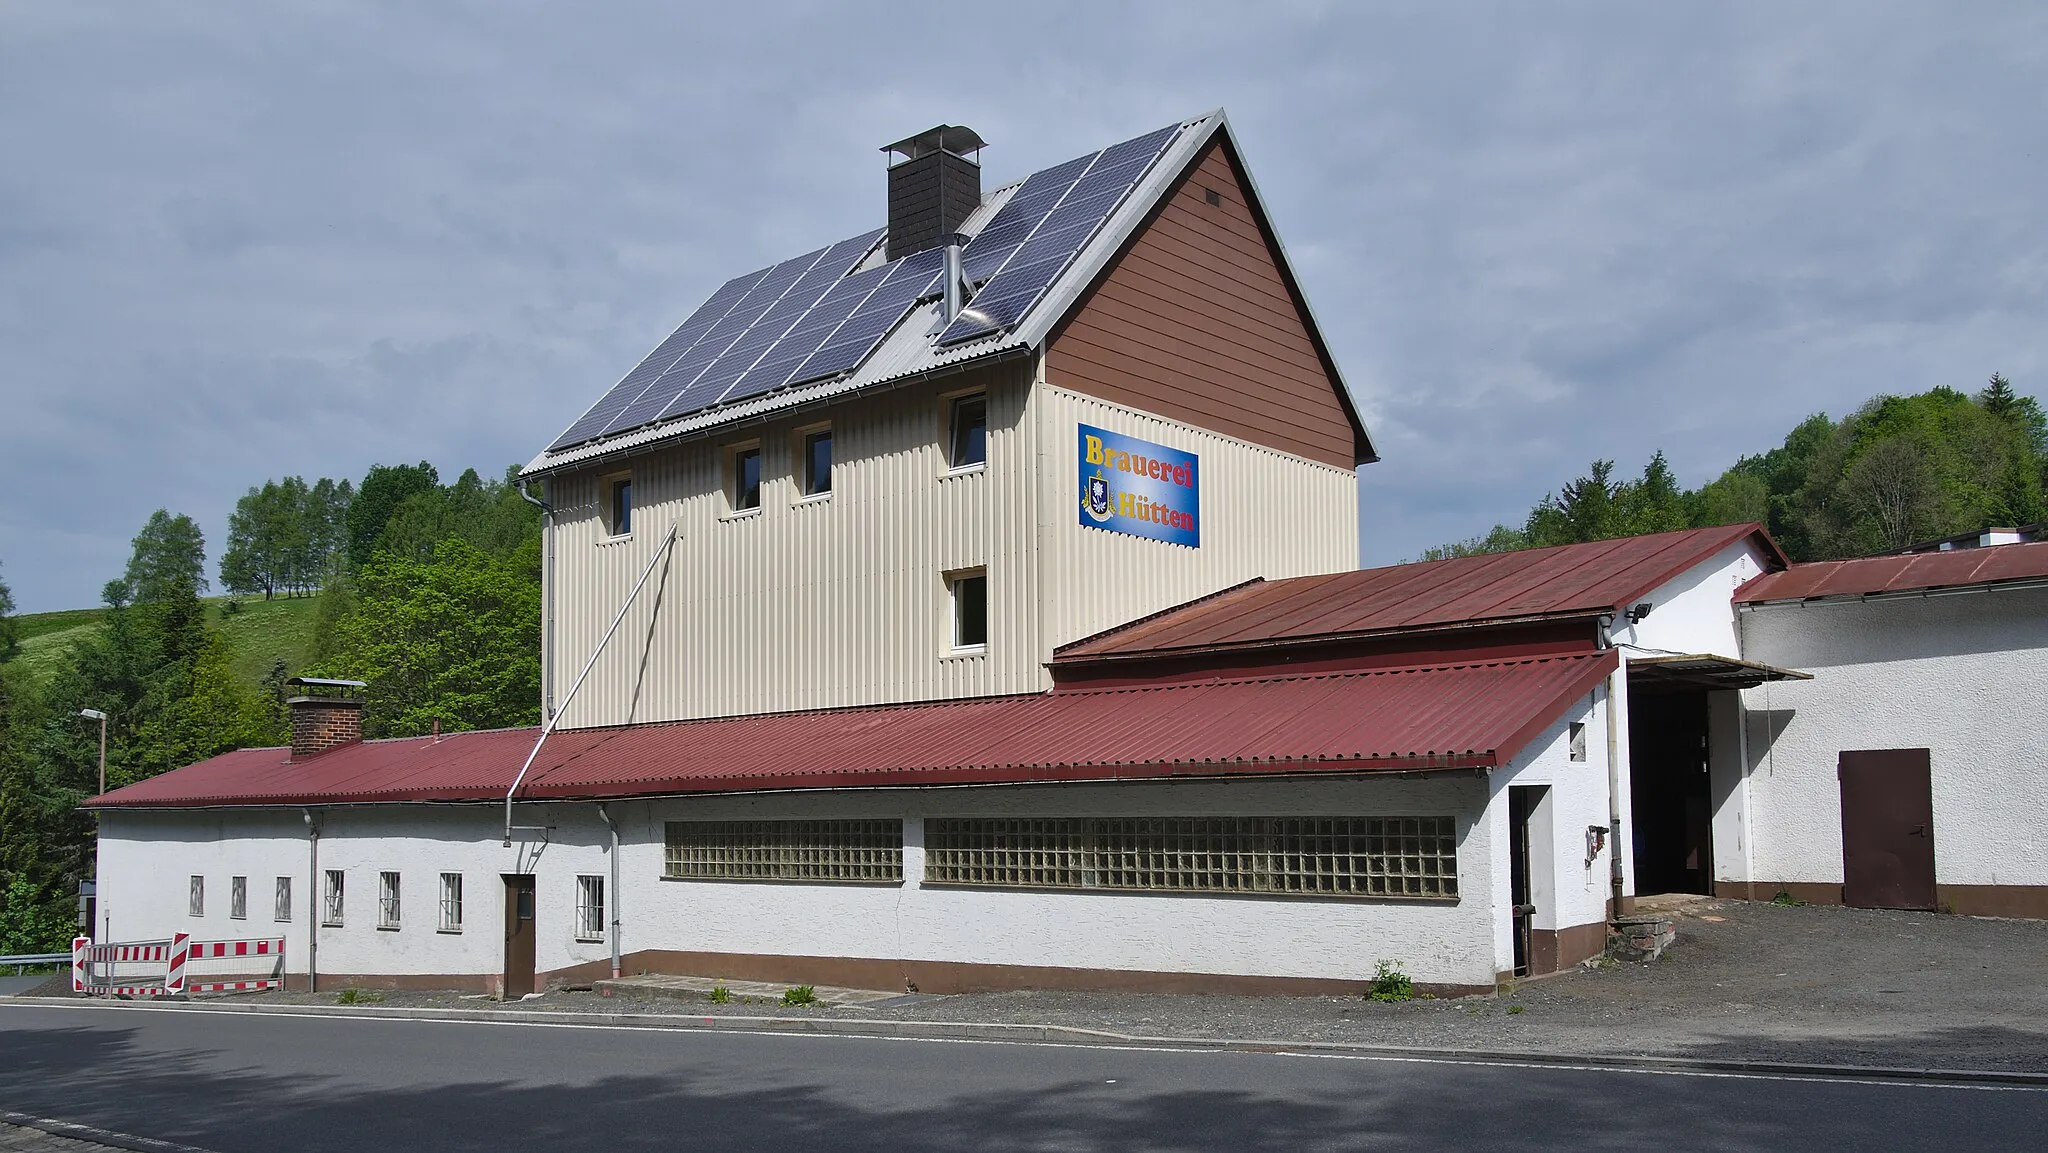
[[924, 816, 1459, 900], [439, 873, 463, 932], [229, 876, 247, 920], [664, 820, 903, 883], [576, 875, 605, 940], [378, 871, 401, 929]]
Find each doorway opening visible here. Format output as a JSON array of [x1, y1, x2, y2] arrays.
[[1508, 784, 1551, 977], [1627, 688, 1713, 896], [502, 874, 536, 998]]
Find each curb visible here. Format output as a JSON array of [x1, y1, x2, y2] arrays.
[[12, 996, 2048, 1088], [3, 1110, 216, 1153]]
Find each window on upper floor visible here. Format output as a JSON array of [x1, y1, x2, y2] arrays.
[[731, 445, 762, 512], [948, 394, 986, 470], [803, 429, 833, 497], [950, 569, 987, 651], [608, 475, 633, 536]]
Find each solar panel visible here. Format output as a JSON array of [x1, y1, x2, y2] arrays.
[[545, 120, 1189, 455]]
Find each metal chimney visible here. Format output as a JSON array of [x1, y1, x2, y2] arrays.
[[882, 125, 985, 262]]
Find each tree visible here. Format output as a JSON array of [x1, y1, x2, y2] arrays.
[[120, 510, 208, 605], [346, 462, 439, 570], [0, 560, 17, 663]]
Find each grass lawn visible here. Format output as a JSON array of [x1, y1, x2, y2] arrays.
[[8, 595, 324, 688]]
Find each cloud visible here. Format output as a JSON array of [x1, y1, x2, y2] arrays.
[[1, 1, 2043, 607]]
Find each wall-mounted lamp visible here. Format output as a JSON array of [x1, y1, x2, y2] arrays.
[[1585, 824, 1608, 866], [1627, 601, 1655, 624]]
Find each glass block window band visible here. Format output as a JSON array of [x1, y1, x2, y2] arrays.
[[924, 816, 1458, 900], [663, 820, 903, 883]]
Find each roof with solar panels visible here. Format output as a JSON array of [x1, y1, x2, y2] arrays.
[[524, 111, 1253, 476]]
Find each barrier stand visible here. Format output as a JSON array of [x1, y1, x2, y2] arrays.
[[71, 934, 285, 997]]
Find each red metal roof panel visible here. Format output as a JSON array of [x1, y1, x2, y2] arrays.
[[1061, 525, 1782, 661], [90, 650, 1618, 809], [1736, 541, 2048, 603]]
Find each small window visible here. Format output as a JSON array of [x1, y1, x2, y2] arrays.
[[323, 869, 345, 927], [803, 430, 832, 497], [378, 871, 401, 929], [951, 571, 988, 650], [229, 876, 247, 920], [439, 873, 463, 932], [274, 877, 292, 923], [576, 875, 606, 941], [732, 446, 762, 511], [948, 394, 986, 469], [188, 876, 204, 917], [1203, 186, 1222, 207], [609, 476, 632, 536], [1569, 722, 1588, 762]]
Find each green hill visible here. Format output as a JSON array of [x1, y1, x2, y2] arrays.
[[9, 595, 325, 689]]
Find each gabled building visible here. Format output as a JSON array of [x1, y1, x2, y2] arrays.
[[85, 112, 2048, 1000]]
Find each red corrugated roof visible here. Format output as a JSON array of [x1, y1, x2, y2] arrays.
[[89, 650, 1618, 809], [1736, 540, 2048, 603], [1057, 524, 1783, 663]]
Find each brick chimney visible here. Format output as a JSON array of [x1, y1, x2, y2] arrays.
[[285, 677, 366, 761], [882, 125, 985, 261]]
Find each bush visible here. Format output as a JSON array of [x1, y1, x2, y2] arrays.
[[1367, 959, 1414, 1003], [781, 985, 818, 1006]]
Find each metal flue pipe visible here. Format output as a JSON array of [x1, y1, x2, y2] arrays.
[[504, 523, 678, 846]]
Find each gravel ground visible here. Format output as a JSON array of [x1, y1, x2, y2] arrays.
[[42, 899, 2048, 1073]]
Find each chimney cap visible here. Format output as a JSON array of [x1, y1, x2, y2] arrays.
[[882, 125, 986, 164], [286, 676, 366, 696]]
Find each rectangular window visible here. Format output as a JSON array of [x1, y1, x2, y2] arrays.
[[803, 429, 832, 496], [576, 875, 605, 941], [950, 571, 987, 650], [948, 394, 987, 469], [378, 871, 401, 929], [731, 446, 761, 511], [609, 476, 633, 536], [924, 816, 1461, 900], [439, 873, 463, 932], [323, 869, 345, 927], [229, 876, 247, 920], [188, 876, 204, 917], [1569, 722, 1588, 762], [664, 820, 903, 883], [274, 877, 292, 923]]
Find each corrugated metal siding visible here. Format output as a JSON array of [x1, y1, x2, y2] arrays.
[[1034, 383, 1358, 653], [549, 357, 1044, 728]]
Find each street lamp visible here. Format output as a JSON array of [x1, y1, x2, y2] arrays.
[[79, 709, 108, 795]]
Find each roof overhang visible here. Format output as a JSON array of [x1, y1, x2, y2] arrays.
[[1626, 653, 1811, 691]]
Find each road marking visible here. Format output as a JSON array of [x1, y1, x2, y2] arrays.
[[6, 1000, 2044, 1094]]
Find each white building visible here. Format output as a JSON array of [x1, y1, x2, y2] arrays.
[[88, 111, 2048, 998]]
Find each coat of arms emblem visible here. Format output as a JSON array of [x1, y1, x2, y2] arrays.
[[1084, 469, 1112, 521]]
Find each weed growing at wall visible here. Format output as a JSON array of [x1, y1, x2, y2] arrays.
[[1367, 960, 1413, 1003]]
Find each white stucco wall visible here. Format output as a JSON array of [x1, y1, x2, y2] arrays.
[[99, 765, 1556, 989], [1611, 539, 1769, 659], [1737, 585, 2048, 888], [1488, 694, 1614, 972]]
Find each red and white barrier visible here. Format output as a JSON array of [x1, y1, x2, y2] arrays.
[[72, 933, 284, 996]]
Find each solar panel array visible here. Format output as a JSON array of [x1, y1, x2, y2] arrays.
[[548, 120, 1188, 454]]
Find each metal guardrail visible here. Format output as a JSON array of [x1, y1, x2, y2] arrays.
[[2, 953, 70, 974]]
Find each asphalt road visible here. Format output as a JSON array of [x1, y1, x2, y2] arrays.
[[2, 1003, 2043, 1152]]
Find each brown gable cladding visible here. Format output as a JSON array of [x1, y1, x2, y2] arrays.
[[1045, 137, 1371, 469]]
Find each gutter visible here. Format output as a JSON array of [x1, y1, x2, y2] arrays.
[[303, 808, 320, 994], [1597, 616, 1626, 921], [595, 803, 622, 980], [1737, 575, 2048, 610]]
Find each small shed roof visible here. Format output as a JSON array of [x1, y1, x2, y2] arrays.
[[1736, 540, 2048, 604], [1057, 524, 1783, 664], [88, 650, 1617, 809]]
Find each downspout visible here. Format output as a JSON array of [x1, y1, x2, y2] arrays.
[[595, 803, 622, 980], [504, 522, 678, 846], [1598, 615, 1626, 920], [516, 478, 556, 721], [303, 808, 320, 994]]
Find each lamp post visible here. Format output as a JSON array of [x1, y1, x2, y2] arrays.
[[79, 708, 108, 795]]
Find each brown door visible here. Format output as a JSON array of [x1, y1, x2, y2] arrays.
[[502, 874, 536, 998], [1839, 749, 1936, 910]]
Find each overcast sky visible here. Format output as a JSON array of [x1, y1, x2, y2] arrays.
[[2, 2, 2043, 612]]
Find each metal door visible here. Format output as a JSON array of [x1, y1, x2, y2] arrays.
[[1838, 749, 1936, 910], [502, 874, 536, 998]]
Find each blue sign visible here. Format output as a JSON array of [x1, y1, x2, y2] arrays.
[[1077, 424, 1200, 547]]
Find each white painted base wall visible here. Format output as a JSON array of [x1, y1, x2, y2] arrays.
[[97, 700, 1611, 992]]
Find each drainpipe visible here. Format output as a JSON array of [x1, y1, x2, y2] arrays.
[[1598, 615, 1626, 921], [596, 803, 622, 980], [303, 808, 320, 994], [504, 522, 678, 846], [516, 478, 556, 721]]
